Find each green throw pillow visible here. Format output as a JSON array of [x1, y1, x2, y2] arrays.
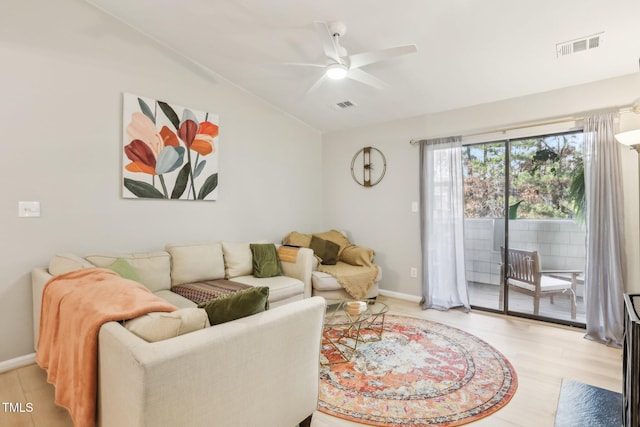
[[309, 236, 340, 265], [198, 286, 269, 325], [250, 243, 283, 278], [107, 258, 140, 281]]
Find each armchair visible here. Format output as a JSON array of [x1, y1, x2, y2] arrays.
[[499, 247, 579, 319]]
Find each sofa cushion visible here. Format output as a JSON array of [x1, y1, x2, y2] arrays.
[[231, 275, 303, 303], [166, 241, 225, 286], [250, 243, 282, 278], [85, 251, 171, 293], [309, 236, 339, 265], [154, 290, 198, 309], [48, 253, 94, 276], [107, 258, 140, 281], [311, 271, 343, 291], [221, 241, 253, 278], [124, 308, 209, 342], [198, 286, 269, 325]]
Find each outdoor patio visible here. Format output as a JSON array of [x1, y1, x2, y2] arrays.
[[465, 218, 586, 324]]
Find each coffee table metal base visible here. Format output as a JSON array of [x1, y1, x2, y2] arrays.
[[322, 321, 366, 365]]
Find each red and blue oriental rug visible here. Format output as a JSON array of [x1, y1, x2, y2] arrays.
[[319, 315, 517, 426]]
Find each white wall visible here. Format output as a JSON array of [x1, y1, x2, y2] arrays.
[[323, 73, 640, 298], [0, 0, 323, 362]]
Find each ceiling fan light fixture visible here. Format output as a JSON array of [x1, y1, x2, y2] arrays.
[[326, 63, 348, 80]]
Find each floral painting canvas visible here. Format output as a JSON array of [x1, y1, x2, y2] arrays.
[[122, 93, 219, 200]]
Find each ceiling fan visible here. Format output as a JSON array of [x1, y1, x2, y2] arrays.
[[295, 21, 418, 93]]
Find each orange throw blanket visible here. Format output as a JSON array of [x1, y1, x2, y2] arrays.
[[36, 268, 177, 427]]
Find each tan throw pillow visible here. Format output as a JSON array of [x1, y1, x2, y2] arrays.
[[124, 308, 209, 342], [283, 231, 312, 248], [340, 245, 375, 266]]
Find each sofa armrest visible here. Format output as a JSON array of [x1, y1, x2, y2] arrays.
[[280, 247, 314, 298], [97, 296, 325, 427], [32, 267, 53, 350]]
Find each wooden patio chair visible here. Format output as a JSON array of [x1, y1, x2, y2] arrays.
[[499, 247, 580, 319]]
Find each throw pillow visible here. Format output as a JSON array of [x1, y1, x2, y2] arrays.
[[282, 231, 312, 248], [313, 230, 351, 255], [340, 245, 375, 266], [250, 243, 283, 278], [198, 286, 269, 325], [107, 258, 140, 281], [309, 236, 339, 265]]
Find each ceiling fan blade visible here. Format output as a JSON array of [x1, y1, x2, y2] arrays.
[[314, 21, 340, 63], [347, 68, 388, 90], [348, 44, 417, 69], [283, 62, 326, 68], [305, 73, 328, 95]]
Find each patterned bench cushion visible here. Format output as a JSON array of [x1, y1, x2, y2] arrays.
[[172, 279, 252, 304]]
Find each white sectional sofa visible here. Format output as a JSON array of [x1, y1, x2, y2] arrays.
[[32, 240, 324, 427]]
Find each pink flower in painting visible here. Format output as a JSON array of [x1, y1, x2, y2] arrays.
[[124, 113, 183, 175]]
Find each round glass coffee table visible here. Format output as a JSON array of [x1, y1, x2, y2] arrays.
[[322, 299, 389, 364]]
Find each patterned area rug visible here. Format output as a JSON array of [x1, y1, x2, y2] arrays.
[[319, 315, 518, 427]]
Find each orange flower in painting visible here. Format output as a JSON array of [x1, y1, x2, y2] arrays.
[[178, 119, 218, 156], [191, 121, 218, 156]]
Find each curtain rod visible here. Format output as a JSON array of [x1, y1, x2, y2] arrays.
[[409, 103, 640, 145]]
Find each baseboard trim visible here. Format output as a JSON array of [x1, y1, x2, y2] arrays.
[[379, 289, 422, 303], [0, 353, 36, 373]]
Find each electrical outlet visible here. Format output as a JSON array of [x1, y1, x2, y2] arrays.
[[410, 267, 418, 278]]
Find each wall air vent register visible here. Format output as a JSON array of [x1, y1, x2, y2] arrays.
[[556, 32, 604, 58]]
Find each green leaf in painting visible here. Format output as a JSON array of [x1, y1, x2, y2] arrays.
[[197, 173, 218, 200], [124, 178, 165, 199], [193, 159, 206, 178], [171, 162, 190, 199], [137, 98, 155, 124], [157, 101, 180, 130]]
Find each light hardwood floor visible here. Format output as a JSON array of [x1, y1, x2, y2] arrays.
[[0, 295, 622, 427]]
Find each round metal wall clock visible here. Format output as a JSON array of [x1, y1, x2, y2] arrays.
[[350, 146, 387, 187]]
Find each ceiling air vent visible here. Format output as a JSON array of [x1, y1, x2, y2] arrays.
[[556, 32, 604, 58], [333, 100, 357, 110]]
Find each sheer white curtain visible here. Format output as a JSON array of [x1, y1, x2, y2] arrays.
[[419, 137, 470, 311], [583, 112, 626, 347]]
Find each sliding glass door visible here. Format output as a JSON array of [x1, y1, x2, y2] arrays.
[[463, 131, 586, 326], [462, 142, 505, 311]]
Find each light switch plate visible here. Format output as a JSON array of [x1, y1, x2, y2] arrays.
[[19, 201, 40, 217]]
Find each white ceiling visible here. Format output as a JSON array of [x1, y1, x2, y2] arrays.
[[86, 0, 640, 132]]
